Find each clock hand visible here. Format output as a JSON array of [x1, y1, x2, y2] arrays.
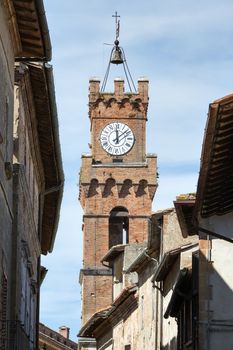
[[117, 130, 131, 143], [115, 126, 119, 144], [113, 129, 130, 143]]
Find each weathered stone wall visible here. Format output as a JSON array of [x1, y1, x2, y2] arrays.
[[11, 82, 42, 330], [110, 262, 157, 350], [0, 1, 15, 324], [157, 209, 198, 350], [162, 209, 197, 254]]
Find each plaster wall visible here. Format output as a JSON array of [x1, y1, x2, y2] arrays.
[[111, 262, 157, 350], [199, 213, 233, 350], [162, 210, 197, 255]]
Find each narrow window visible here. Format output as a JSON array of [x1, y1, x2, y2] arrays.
[[109, 207, 129, 249]]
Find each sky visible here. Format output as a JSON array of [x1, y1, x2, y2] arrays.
[[40, 0, 233, 342]]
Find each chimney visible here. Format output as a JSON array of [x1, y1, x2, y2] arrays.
[[59, 326, 70, 339]]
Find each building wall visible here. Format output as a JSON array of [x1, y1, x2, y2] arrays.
[[162, 209, 197, 255], [199, 212, 233, 350], [105, 261, 157, 350], [0, 1, 15, 340], [162, 258, 180, 350], [10, 77, 42, 346], [156, 209, 198, 350]]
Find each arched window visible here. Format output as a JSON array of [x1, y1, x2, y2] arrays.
[[109, 207, 129, 249]]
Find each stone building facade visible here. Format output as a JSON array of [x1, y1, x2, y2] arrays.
[[153, 207, 198, 350], [0, 1, 63, 349]]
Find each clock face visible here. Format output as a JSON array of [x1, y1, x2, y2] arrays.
[[100, 122, 135, 155]]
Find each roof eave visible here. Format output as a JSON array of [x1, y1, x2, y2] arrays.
[[43, 64, 64, 253], [35, 0, 52, 61], [28, 63, 64, 254], [13, 0, 52, 61], [195, 93, 233, 218]]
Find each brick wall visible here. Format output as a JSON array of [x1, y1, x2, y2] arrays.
[[79, 78, 156, 327]]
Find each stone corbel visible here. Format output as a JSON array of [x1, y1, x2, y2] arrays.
[[117, 183, 123, 195], [99, 183, 105, 196], [134, 184, 139, 194]]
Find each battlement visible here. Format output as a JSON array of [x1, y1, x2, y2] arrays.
[[89, 77, 149, 104]]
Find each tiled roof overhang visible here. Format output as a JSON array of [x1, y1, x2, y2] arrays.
[[174, 200, 196, 237], [28, 63, 64, 254], [196, 94, 233, 218], [13, 0, 51, 61], [101, 244, 126, 263], [152, 243, 198, 282], [78, 287, 137, 338]]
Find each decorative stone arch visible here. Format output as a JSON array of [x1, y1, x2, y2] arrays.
[[136, 179, 148, 197], [103, 178, 116, 198], [119, 179, 133, 198], [87, 178, 99, 197], [109, 206, 129, 249], [131, 98, 142, 111], [93, 98, 104, 109], [120, 97, 130, 106], [105, 97, 117, 108]]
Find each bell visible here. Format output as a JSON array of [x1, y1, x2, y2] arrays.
[[110, 46, 124, 65]]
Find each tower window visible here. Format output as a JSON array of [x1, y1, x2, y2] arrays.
[[109, 207, 129, 249]]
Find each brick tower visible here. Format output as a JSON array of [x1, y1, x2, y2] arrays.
[[79, 77, 157, 329]]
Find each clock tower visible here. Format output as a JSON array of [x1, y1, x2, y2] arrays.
[[79, 76, 157, 326]]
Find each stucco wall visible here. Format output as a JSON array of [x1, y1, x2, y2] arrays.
[[162, 209, 197, 254], [199, 213, 233, 350]]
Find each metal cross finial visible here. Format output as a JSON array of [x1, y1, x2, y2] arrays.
[[112, 11, 120, 41]]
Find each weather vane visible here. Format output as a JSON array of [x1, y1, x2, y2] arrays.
[[101, 11, 136, 92], [112, 11, 120, 41]]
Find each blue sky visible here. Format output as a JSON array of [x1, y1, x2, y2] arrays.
[[40, 0, 233, 341]]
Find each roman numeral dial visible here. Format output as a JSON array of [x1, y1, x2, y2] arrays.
[[100, 122, 135, 155]]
